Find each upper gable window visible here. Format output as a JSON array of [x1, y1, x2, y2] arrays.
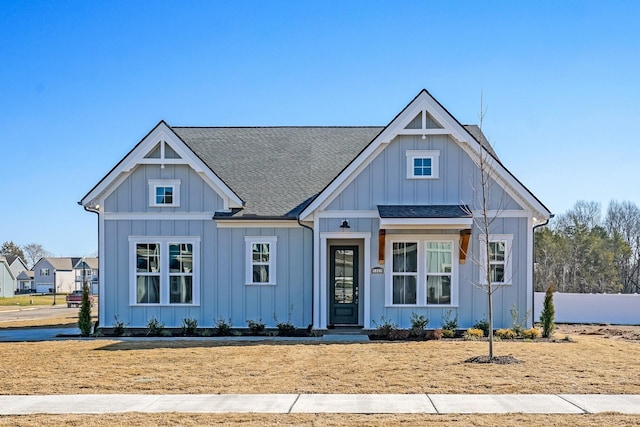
[[406, 150, 440, 179], [148, 179, 180, 207]]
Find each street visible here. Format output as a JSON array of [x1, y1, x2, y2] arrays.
[[0, 304, 77, 323]]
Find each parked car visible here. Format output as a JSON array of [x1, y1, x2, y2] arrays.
[[65, 290, 94, 308]]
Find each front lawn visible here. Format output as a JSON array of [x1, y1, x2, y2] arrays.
[[0, 325, 639, 396], [0, 294, 67, 306]]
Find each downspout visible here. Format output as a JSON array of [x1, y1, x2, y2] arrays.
[[80, 202, 100, 330], [532, 215, 553, 326], [297, 216, 314, 331]]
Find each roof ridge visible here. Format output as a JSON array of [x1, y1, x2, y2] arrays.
[[171, 126, 384, 129]]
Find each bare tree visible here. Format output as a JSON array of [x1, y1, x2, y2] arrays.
[[23, 243, 49, 269], [605, 200, 640, 293], [463, 94, 511, 360]]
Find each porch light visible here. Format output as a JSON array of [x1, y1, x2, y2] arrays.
[[339, 219, 351, 229]]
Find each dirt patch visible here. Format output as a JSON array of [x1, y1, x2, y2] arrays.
[[555, 323, 640, 341]]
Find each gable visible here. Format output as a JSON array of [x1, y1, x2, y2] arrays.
[[300, 89, 551, 221], [323, 133, 523, 212], [80, 121, 243, 211]]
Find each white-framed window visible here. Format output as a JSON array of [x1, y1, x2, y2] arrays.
[[148, 179, 181, 207], [386, 235, 458, 306], [129, 236, 200, 305], [479, 234, 513, 285], [40, 268, 50, 276], [245, 236, 277, 285], [406, 150, 440, 179]]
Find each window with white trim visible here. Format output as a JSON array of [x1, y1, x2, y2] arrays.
[[479, 234, 513, 285], [245, 236, 277, 285], [406, 150, 440, 179], [130, 237, 200, 305], [387, 235, 458, 306], [40, 268, 50, 276], [148, 179, 181, 207], [392, 242, 417, 304]]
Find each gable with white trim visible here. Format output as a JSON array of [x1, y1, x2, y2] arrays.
[[300, 90, 551, 222], [80, 121, 243, 213]]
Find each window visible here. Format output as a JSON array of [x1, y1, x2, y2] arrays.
[[387, 236, 458, 306], [129, 237, 199, 305], [480, 234, 513, 285], [406, 150, 440, 179], [41, 268, 50, 276], [245, 237, 277, 285], [392, 242, 417, 304], [426, 242, 452, 304], [148, 179, 180, 207]]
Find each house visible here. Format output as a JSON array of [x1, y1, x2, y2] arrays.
[[4, 256, 28, 293], [16, 270, 35, 293], [80, 89, 551, 331], [32, 257, 80, 294], [0, 257, 16, 297], [73, 257, 99, 294]]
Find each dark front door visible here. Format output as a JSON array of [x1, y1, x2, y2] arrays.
[[329, 246, 359, 325]]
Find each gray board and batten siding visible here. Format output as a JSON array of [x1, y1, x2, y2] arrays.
[[102, 163, 313, 328]]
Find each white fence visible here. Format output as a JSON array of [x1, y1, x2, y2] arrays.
[[533, 292, 640, 325]]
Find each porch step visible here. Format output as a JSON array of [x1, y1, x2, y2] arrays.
[[321, 334, 370, 342]]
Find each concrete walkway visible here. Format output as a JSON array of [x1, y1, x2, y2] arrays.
[[0, 394, 638, 415]]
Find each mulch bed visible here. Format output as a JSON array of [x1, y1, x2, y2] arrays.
[[465, 355, 523, 364]]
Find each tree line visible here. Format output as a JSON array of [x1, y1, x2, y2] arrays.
[[0, 241, 49, 269], [535, 200, 640, 294]]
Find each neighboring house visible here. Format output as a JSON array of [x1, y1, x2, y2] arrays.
[[73, 257, 99, 294], [0, 257, 16, 298], [32, 257, 80, 294], [5, 256, 28, 281], [81, 89, 551, 331], [16, 270, 35, 293]]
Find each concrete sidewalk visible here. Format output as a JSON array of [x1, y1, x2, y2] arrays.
[[0, 394, 638, 415]]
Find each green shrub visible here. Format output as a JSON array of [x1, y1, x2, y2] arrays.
[[247, 319, 265, 334], [521, 327, 541, 339], [473, 319, 490, 337], [496, 328, 517, 339], [441, 328, 456, 338], [180, 317, 198, 336], [540, 285, 555, 338], [276, 321, 296, 336], [78, 284, 93, 337], [215, 317, 233, 336], [409, 312, 429, 337], [442, 309, 459, 331], [146, 316, 165, 336], [112, 315, 127, 336], [464, 328, 484, 340], [373, 317, 398, 338]]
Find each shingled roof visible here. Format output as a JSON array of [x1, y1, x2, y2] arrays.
[[172, 125, 495, 219], [174, 127, 382, 217]]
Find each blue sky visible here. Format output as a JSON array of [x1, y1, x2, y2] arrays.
[[1, 1, 639, 257]]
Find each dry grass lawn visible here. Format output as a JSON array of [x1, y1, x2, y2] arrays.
[[1, 325, 639, 396], [1, 325, 639, 425], [1, 413, 639, 427]]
